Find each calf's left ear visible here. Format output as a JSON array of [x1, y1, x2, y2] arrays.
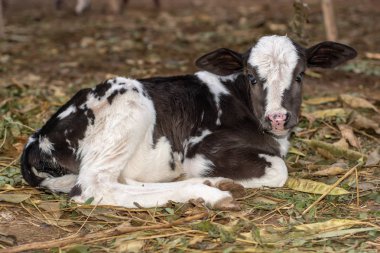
[[195, 48, 243, 76], [306, 41, 357, 68]]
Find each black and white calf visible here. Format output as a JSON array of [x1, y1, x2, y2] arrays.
[[21, 35, 356, 209]]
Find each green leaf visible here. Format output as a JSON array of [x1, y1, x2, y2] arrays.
[[84, 197, 94, 205]]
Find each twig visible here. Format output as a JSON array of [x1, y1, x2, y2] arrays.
[[0, 128, 7, 150], [302, 162, 362, 216], [355, 167, 359, 207], [0, 212, 208, 253], [74, 200, 100, 236]]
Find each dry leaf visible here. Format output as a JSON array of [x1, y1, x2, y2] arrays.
[[351, 113, 380, 134], [304, 139, 366, 161], [316, 147, 336, 160], [333, 138, 349, 150], [288, 147, 306, 156], [114, 239, 144, 253], [309, 108, 348, 119], [340, 94, 379, 112], [0, 193, 31, 203], [304, 96, 338, 105], [366, 148, 380, 166], [294, 219, 363, 232], [38, 202, 62, 220], [338, 124, 360, 148], [285, 177, 350, 195], [312, 166, 347, 176]]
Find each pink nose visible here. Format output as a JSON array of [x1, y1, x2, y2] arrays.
[[267, 113, 288, 130]]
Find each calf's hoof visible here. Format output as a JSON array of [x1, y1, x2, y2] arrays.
[[213, 197, 241, 211], [215, 180, 245, 198]]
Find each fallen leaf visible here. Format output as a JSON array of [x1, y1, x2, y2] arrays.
[[294, 219, 363, 232], [303, 139, 366, 161], [338, 124, 360, 148], [285, 177, 350, 195], [350, 182, 376, 191], [304, 96, 338, 105], [308, 227, 376, 239], [0, 193, 31, 203], [351, 112, 380, 134], [38, 201, 62, 220], [312, 166, 347, 176], [333, 138, 349, 150], [309, 108, 348, 119], [366, 148, 380, 166], [288, 147, 306, 156], [250, 196, 280, 205], [114, 239, 144, 253], [316, 147, 336, 160], [340, 94, 379, 112]]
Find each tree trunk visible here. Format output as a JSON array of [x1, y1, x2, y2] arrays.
[[321, 0, 338, 41], [0, 0, 5, 38]]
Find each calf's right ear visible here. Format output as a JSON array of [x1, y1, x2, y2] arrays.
[[195, 48, 243, 76]]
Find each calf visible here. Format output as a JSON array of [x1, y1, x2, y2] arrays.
[[21, 35, 356, 210]]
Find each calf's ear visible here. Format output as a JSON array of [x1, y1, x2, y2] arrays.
[[195, 48, 243, 76], [306, 41, 357, 68]]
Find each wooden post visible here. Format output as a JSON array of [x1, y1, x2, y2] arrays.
[[0, 0, 5, 38], [321, 0, 338, 41], [109, 0, 121, 14]]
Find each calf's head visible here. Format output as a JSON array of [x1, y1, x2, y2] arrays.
[[196, 35, 357, 137]]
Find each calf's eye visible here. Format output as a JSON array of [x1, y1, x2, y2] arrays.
[[248, 74, 257, 85], [295, 72, 304, 83]]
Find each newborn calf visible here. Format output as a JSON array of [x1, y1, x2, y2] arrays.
[[21, 35, 357, 209]]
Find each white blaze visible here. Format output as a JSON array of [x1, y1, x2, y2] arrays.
[[248, 35, 299, 116]]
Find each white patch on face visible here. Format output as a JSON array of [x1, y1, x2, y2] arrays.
[[248, 35, 299, 117], [183, 154, 214, 178], [58, 105, 77, 120], [238, 154, 288, 188], [39, 136, 54, 155], [195, 71, 230, 125]]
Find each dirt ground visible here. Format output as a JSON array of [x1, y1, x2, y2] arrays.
[[0, 0, 379, 252]]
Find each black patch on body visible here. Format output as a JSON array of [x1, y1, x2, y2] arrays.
[[69, 184, 82, 197], [93, 80, 112, 99], [107, 88, 127, 104]]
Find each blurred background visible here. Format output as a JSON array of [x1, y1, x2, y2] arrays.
[[0, 0, 379, 123], [0, 0, 379, 95]]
